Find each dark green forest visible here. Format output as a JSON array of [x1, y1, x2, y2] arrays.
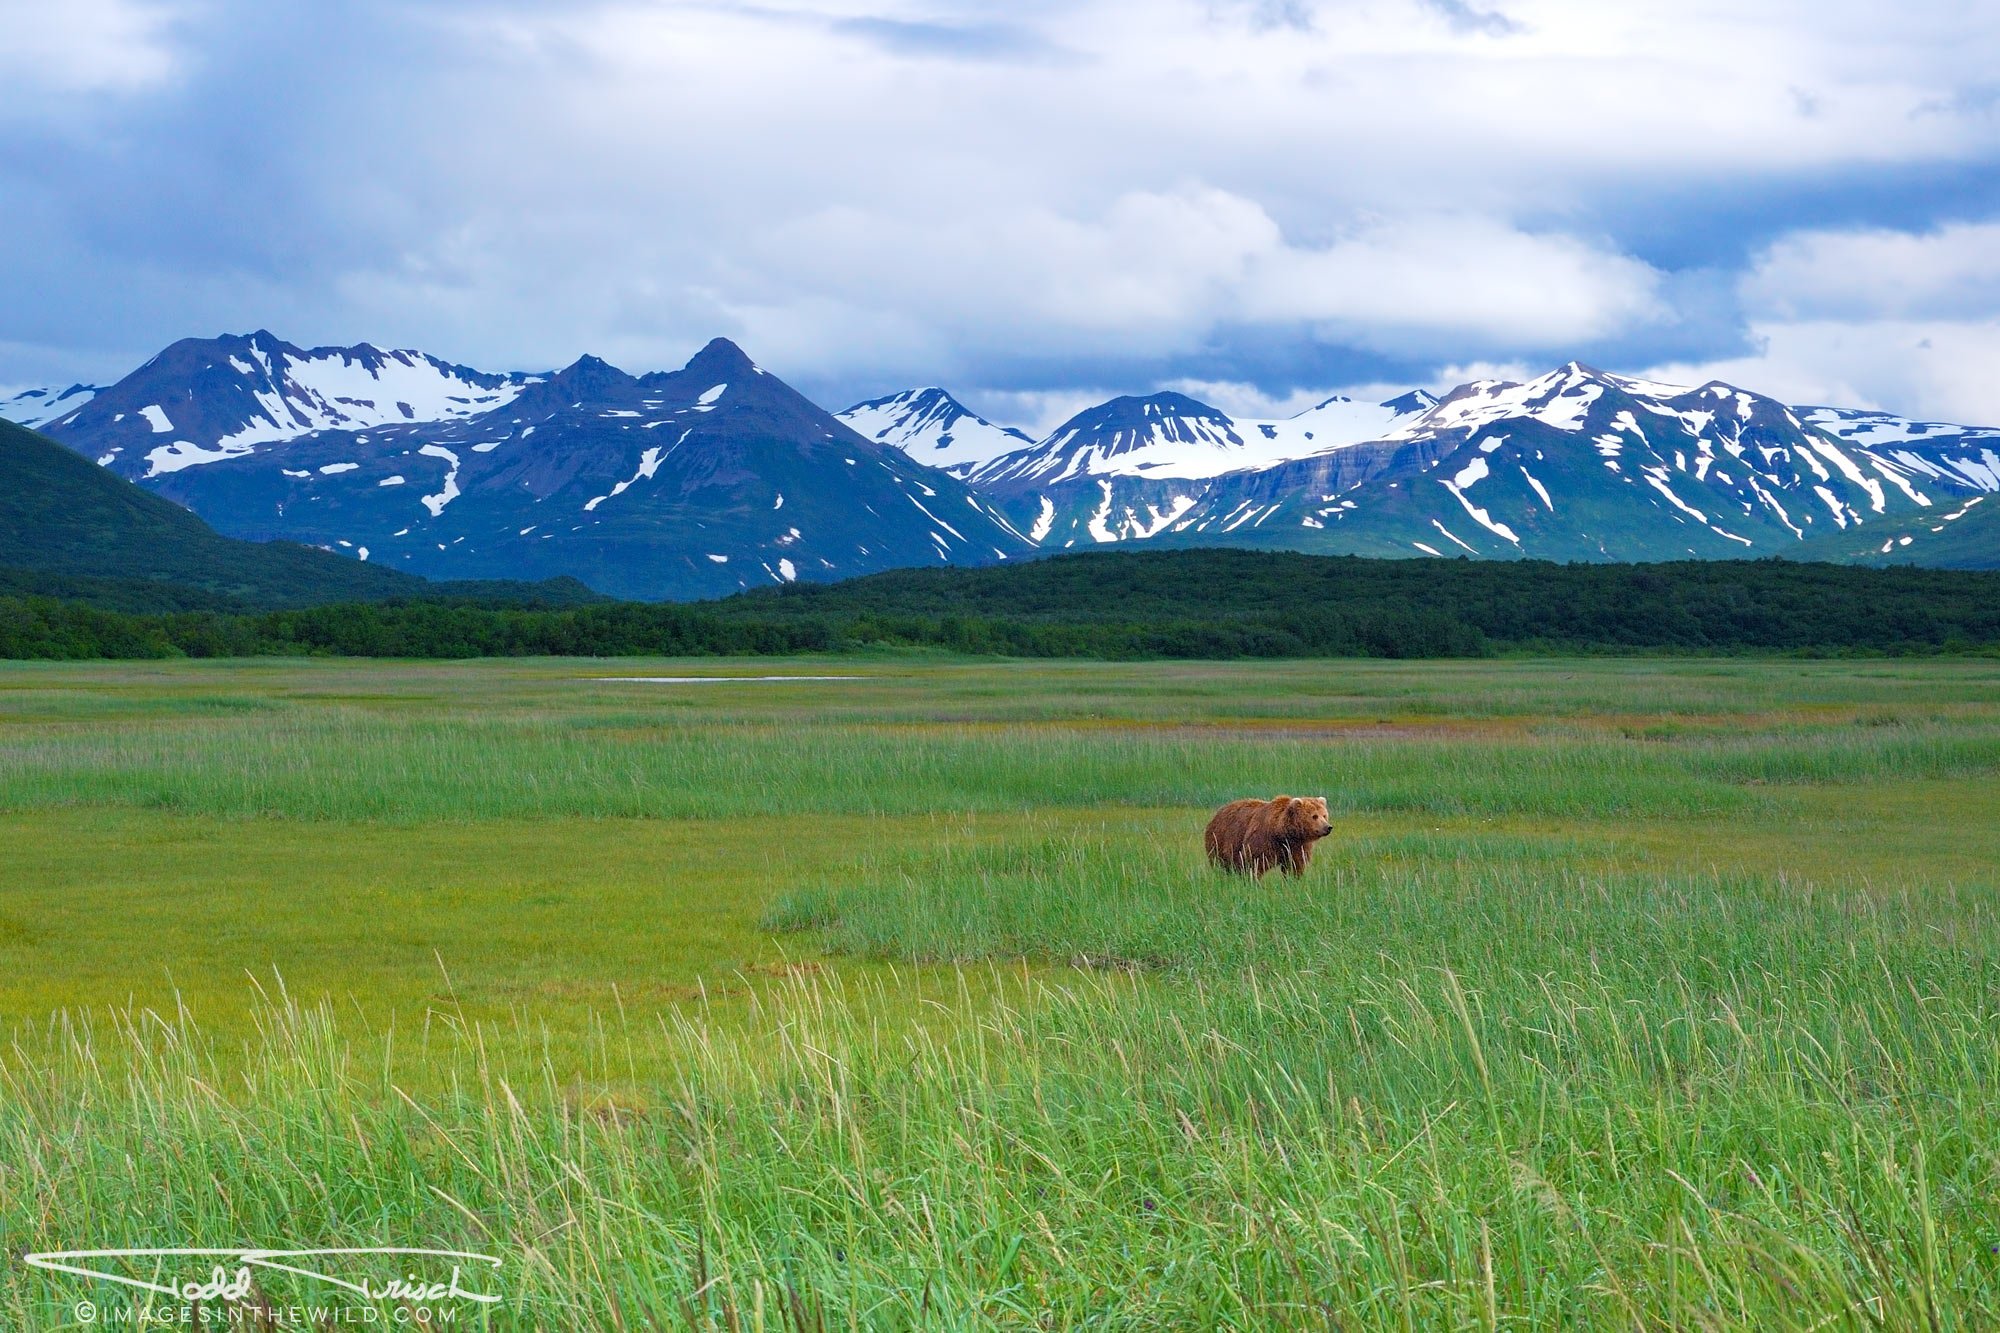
[[4, 550, 1998, 660]]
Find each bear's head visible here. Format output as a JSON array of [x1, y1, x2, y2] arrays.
[[1273, 795, 1333, 841]]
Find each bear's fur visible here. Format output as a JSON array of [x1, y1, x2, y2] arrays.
[[1203, 795, 1333, 877]]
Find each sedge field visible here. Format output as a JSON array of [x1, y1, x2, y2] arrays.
[[0, 654, 1997, 1328]]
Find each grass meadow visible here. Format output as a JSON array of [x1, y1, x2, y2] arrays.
[[0, 654, 1997, 1327]]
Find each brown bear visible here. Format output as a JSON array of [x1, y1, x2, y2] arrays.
[[1204, 795, 1333, 877]]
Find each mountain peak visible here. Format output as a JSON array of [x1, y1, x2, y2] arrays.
[[236, 329, 301, 357], [835, 386, 1033, 476], [1072, 391, 1230, 425], [970, 390, 1246, 488], [844, 386, 969, 416], [683, 337, 758, 380], [1380, 389, 1440, 416], [1147, 390, 1224, 414], [41, 332, 541, 480], [547, 353, 636, 394]]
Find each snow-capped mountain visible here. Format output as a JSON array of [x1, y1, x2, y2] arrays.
[[15, 327, 2000, 587], [970, 389, 1438, 490], [961, 364, 1993, 561], [1035, 364, 1983, 561], [836, 387, 1032, 476], [970, 393, 1246, 487], [967, 388, 1440, 547], [37, 331, 536, 481], [838, 384, 1441, 496], [141, 338, 1031, 600], [0, 383, 100, 430]]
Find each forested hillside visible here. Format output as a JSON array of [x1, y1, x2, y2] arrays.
[[4, 549, 1997, 660], [0, 417, 420, 608]]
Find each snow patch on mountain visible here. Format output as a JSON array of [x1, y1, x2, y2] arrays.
[[147, 437, 253, 474], [418, 445, 462, 517], [1519, 467, 1555, 510], [584, 446, 665, 513], [1028, 496, 1056, 543], [1440, 456, 1519, 544], [0, 383, 100, 430], [1077, 482, 1202, 542]]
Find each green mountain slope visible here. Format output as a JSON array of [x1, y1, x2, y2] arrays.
[[0, 417, 424, 607], [1794, 495, 1998, 569]]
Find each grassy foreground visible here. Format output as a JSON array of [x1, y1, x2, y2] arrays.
[[0, 656, 1997, 1327]]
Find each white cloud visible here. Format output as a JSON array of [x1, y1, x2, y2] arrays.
[[1238, 215, 1665, 350], [0, 0, 186, 96], [3, 0, 1998, 413], [1637, 222, 2000, 423], [719, 189, 1663, 376], [1642, 318, 2000, 425], [1423, 358, 1541, 388], [323, 0, 1997, 398], [960, 387, 1120, 439], [1742, 222, 2000, 321]]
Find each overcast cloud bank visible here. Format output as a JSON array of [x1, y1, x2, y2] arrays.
[[2, 0, 1996, 430]]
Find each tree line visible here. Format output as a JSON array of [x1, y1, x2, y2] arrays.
[[3, 551, 1998, 660]]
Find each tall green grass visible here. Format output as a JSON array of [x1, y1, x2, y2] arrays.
[[4, 657, 2000, 1327], [767, 827, 2000, 978], [6, 712, 1997, 824], [7, 865, 1998, 1327]]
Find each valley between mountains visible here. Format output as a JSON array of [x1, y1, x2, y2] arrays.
[[8, 330, 1997, 599]]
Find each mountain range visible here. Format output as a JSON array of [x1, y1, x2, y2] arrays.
[[8, 330, 1997, 599], [21, 332, 1031, 600], [973, 366, 1997, 563]]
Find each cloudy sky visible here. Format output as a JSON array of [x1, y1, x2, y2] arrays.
[[3, 0, 1997, 430]]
